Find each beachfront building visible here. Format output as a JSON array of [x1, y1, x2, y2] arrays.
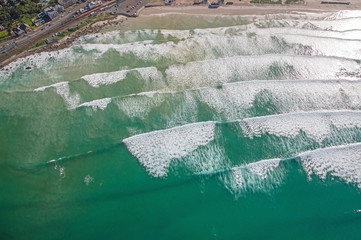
[[19, 23, 31, 33], [44, 7, 58, 20], [12, 27, 24, 36]]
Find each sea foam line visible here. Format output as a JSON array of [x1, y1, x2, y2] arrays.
[[80, 67, 163, 88], [77, 98, 112, 111]]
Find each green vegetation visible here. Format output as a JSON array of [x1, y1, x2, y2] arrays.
[[0, 35, 13, 43], [21, 16, 35, 27], [0, 27, 13, 43], [285, 0, 304, 3], [55, 13, 115, 40], [0, 30, 9, 38], [0, 0, 42, 29], [55, 18, 93, 40], [32, 39, 46, 47]]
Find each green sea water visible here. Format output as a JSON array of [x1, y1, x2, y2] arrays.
[[1, 10, 361, 240]]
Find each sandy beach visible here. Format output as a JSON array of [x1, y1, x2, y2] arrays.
[[141, 0, 361, 16]]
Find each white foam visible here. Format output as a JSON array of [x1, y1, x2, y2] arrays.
[[0, 48, 76, 81], [54, 164, 66, 178], [81, 67, 163, 88], [116, 92, 166, 119], [135, 67, 164, 85], [180, 142, 229, 176], [78, 31, 293, 65], [80, 29, 191, 45], [198, 80, 361, 120], [34, 81, 80, 109], [223, 158, 283, 195], [324, 11, 361, 20], [299, 143, 361, 188], [81, 69, 128, 88], [279, 34, 361, 59], [3, 11, 360, 83], [53, 82, 81, 110], [164, 91, 198, 129], [76, 20, 361, 65], [84, 174, 94, 186], [123, 121, 216, 177], [110, 79, 361, 122], [135, 91, 158, 97], [246, 158, 281, 179], [34, 85, 52, 92], [250, 25, 361, 40], [239, 111, 361, 143], [79, 29, 164, 45], [310, 18, 361, 31], [78, 98, 112, 111], [165, 55, 361, 90]]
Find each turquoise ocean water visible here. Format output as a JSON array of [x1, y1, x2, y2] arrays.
[[1, 10, 361, 239]]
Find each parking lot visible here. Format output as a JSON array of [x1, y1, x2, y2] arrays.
[[106, 0, 152, 16]]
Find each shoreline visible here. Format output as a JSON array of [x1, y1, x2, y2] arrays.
[[0, 15, 127, 69], [1, 2, 359, 69], [140, 1, 360, 16]]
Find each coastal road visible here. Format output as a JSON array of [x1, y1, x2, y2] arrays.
[[0, 0, 152, 66], [0, 0, 115, 66], [0, 2, 93, 55]]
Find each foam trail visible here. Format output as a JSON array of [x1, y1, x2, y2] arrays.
[[123, 122, 216, 177], [79, 29, 191, 45], [324, 11, 361, 20], [115, 92, 167, 119], [299, 143, 361, 188], [310, 18, 361, 31], [247, 159, 281, 179], [277, 34, 361, 59], [78, 98, 112, 111], [180, 142, 229, 176], [239, 111, 361, 143], [34, 82, 80, 109], [250, 27, 361, 41], [223, 158, 284, 195]]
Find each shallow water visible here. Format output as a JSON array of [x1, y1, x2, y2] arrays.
[[1, 10, 361, 240]]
